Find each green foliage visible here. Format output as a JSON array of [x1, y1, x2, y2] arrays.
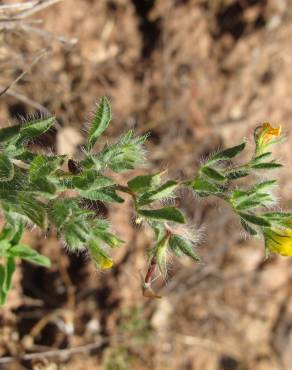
[[0, 154, 14, 181], [0, 97, 290, 305], [207, 142, 246, 164], [169, 235, 200, 261], [87, 96, 111, 151], [138, 207, 185, 224]]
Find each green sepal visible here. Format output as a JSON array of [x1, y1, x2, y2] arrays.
[[90, 219, 123, 248], [169, 235, 200, 261], [148, 221, 166, 242], [152, 236, 168, 276], [63, 221, 90, 250]]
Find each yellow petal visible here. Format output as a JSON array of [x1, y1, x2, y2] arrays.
[[260, 122, 282, 144], [100, 258, 113, 269], [266, 228, 292, 256]]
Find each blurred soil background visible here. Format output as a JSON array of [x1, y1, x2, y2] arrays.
[[1, 0, 292, 369]]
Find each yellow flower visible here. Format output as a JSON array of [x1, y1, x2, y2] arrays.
[[265, 228, 292, 256], [93, 254, 113, 270], [100, 258, 113, 269], [259, 122, 282, 144]]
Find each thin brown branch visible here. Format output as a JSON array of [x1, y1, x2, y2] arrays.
[[15, 0, 62, 19], [0, 48, 50, 98], [0, 340, 104, 364], [0, 87, 51, 115]]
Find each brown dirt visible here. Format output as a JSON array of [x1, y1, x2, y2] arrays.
[[1, 0, 292, 369]]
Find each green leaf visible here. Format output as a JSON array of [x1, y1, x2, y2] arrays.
[[251, 162, 282, 170], [138, 207, 185, 223], [236, 200, 261, 211], [239, 213, 271, 227], [0, 154, 14, 182], [208, 142, 246, 163], [96, 232, 123, 248], [232, 189, 247, 200], [148, 221, 166, 242], [17, 193, 46, 227], [88, 240, 113, 269], [138, 180, 177, 206], [127, 172, 163, 192], [0, 124, 20, 144], [169, 235, 200, 261], [0, 225, 14, 242], [29, 178, 57, 196], [0, 264, 7, 305], [263, 212, 292, 219], [64, 221, 90, 250], [191, 178, 220, 194], [95, 131, 148, 173], [72, 171, 113, 191], [29, 154, 65, 181], [262, 212, 292, 228], [3, 257, 16, 293], [251, 180, 277, 192], [201, 166, 226, 182], [236, 193, 273, 210], [87, 96, 111, 150], [14, 150, 38, 163], [225, 170, 249, 180], [18, 117, 55, 142], [48, 199, 74, 229], [251, 152, 272, 165], [79, 186, 124, 203], [10, 244, 51, 267], [10, 222, 25, 245], [241, 220, 258, 236]]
